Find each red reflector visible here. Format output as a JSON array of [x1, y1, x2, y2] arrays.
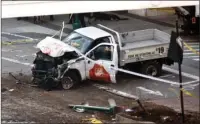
[[192, 17, 196, 24]]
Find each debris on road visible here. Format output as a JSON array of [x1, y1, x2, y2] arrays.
[[82, 118, 103, 124], [69, 99, 119, 114], [1, 88, 8, 92], [93, 84, 148, 114], [69, 98, 137, 115], [9, 72, 21, 84], [9, 89, 15, 92]]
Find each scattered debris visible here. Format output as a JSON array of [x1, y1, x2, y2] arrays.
[[161, 116, 172, 122], [116, 113, 155, 124], [82, 118, 102, 123], [93, 84, 148, 114], [69, 99, 117, 114], [9, 89, 14, 92], [9, 72, 21, 84], [1, 88, 8, 92]]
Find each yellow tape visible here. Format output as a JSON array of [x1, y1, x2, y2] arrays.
[[183, 42, 200, 55], [181, 88, 198, 98], [168, 88, 198, 98]]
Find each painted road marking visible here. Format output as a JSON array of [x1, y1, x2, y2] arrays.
[[185, 45, 199, 48], [2, 32, 38, 41], [163, 66, 199, 80], [193, 58, 199, 61], [183, 53, 197, 55], [136, 86, 163, 96], [2, 49, 23, 53], [160, 74, 175, 78], [183, 42, 200, 55], [2, 57, 33, 67], [187, 43, 199, 45], [16, 55, 31, 58], [184, 49, 199, 52], [168, 87, 198, 98], [171, 81, 199, 90], [184, 56, 199, 58]]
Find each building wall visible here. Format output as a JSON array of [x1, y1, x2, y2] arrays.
[[128, 8, 175, 17]]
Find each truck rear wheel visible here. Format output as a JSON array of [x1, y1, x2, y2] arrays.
[[141, 61, 162, 77]]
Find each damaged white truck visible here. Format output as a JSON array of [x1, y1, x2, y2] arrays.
[[31, 24, 174, 90]]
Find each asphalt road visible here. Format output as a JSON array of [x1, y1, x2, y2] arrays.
[[2, 14, 199, 112]]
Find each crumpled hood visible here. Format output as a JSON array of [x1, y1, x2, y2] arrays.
[[37, 36, 77, 57]]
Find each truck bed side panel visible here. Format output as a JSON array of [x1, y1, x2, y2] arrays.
[[119, 29, 171, 66]]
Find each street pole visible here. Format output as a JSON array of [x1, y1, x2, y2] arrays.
[[176, 20, 185, 124]]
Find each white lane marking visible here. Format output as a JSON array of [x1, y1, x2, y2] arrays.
[[2, 49, 11, 52], [136, 87, 163, 96], [171, 82, 199, 90], [163, 66, 199, 80], [184, 56, 199, 58], [2, 32, 38, 41], [2, 57, 33, 67], [184, 49, 199, 52], [16, 55, 30, 58], [2, 49, 23, 53], [187, 45, 199, 48], [187, 43, 199, 45], [160, 74, 174, 78], [193, 58, 199, 61], [183, 53, 196, 55]]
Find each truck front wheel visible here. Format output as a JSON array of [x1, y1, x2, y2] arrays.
[[61, 71, 81, 90], [141, 61, 162, 77]]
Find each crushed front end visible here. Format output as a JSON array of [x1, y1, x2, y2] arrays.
[[31, 50, 78, 90]]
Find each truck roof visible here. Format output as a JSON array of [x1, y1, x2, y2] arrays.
[[75, 26, 111, 40]]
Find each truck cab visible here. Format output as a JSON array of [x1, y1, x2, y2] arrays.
[[62, 26, 119, 83]]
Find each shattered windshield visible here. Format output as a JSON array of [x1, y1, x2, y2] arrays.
[[62, 32, 93, 54]]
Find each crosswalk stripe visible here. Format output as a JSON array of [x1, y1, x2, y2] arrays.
[[185, 45, 199, 48], [184, 56, 199, 58], [187, 43, 199, 45], [183, 53, 197, 55], [184, 49, 199, 52], [193, 58, 199, 61]]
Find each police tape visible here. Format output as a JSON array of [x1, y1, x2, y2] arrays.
[[72, 45, 199, 87], [168, 87, 198, 98], [183, 42, 200, 55]]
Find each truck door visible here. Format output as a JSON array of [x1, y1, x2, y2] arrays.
[[85, 43, 118, 83]]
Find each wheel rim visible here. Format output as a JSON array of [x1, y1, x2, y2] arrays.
[[61, 77, 74, 90], [146, 65, 157, 76]]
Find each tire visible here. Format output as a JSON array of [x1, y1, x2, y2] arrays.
[[140, 61, 162, 77], [61, 71, 81, 90]]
